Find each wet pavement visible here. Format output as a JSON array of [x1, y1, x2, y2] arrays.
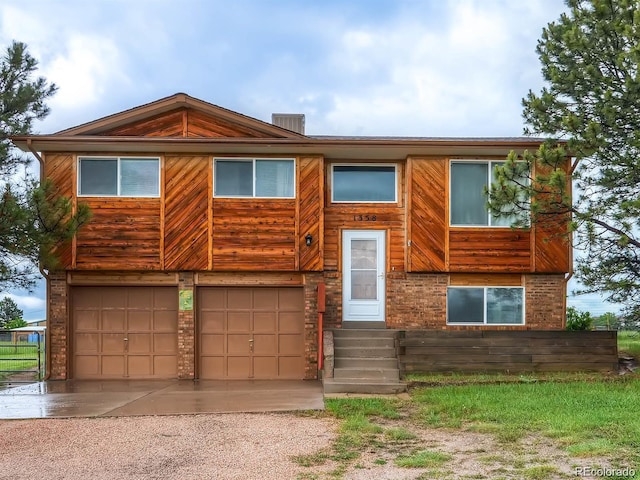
[[0, 379, 324, 419]]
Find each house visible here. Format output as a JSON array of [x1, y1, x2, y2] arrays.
[[11, 93, 571, 381]]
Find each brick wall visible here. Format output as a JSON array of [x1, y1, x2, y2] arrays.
[[525, 274, 566, 329], [303, 272, 323, 379], [48, 271, 68, 379], [177, 272, 195, 379], [386, 273, 448, 328]]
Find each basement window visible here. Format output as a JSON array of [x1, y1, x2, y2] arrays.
[[78, 157, 160, 197], [332, 164, 397, 203], [214, 158, 295, 198], [447, 286, 525, 325]]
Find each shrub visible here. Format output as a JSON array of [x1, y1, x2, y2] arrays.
[[566, 307, 593, 331]]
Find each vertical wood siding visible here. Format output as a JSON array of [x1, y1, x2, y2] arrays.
[[212, 199, 297, 270], [164, 156, 209, 270], [75, 198, 161, 269], [298, 156, 324, 271], [43, 153, 74, 269], [407, 157, 447, 272]]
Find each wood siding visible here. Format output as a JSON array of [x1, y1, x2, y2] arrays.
[[399, 330, 618, 373], [298, 156, 324, 271], [75, 198, 161, 270], [534, 219, 571, 272], [44, 153, 74, 269], [448, 229, 531, 272], [407, 157, 446, 272], [102, 108, 274, 138], [164, 156, 209, 270], [212, 199, 297, 270]]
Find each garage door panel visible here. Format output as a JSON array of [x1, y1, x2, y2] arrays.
[[200, 357, 224, 378], [228, 334, 251, 354], [101, 289, 127, 307], [253, 357, 277, 378], [102, 334, 125, 354], [75, 356, 99, 376], [128, 311, 152, 331], [280, 334, 303, 355], [102, 356, 125, 376], [102, 311, 125, 331], [253, 334, 276, 354], [75, 333, 99, 353], [200, 312, 225, 333], [201, 334, 224, 354], [228, 312, 251, 331], [72, 286, 178, 379], [279, 288, 304, 309], [280, 312, 303, 333], [154, 311, 179, 331], [75, 310, 99, 330], [253, 289, 278, 309], [227, 289, 252, 309], [198, 287, 305, 379], [128, 355, 151, 376], [254, 312, 276, 332], [279, 357, 304, 377], [228, 357, 251, 378]]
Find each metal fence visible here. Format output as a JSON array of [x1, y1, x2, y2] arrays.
[[0, 330, 45, 384]]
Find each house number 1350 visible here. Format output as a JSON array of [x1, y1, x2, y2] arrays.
[[353, 215, 377, 221]]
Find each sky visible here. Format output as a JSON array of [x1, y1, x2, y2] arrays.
[[0, 0, 621, 318]]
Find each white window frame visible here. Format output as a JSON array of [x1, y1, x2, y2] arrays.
[[213, 157, 296, 199], [446, 286, 526, 326], [331, 163, 398, 203], [449, 159, 528, 228], [77, 156, 161, 198]]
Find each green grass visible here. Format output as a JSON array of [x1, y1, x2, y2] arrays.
[[412, 378, 640, 465], [618, 331, 640, 357], [394, 449, 451, 468], [0, 341, 41, 372]]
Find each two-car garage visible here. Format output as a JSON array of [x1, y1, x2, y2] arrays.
[[71, 286, 305, 380]]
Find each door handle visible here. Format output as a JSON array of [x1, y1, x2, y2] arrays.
[[249, 338, 254, 352]]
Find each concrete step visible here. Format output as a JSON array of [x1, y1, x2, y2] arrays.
[[323, 378, 407, 394], [334, 337, 396, 348], [332, 329, 398, 338], [334, 367, 400, 381], [335, 346, 397, 358], [334, 357, 398, 369]]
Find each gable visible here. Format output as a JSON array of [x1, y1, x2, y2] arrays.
[[55, 93, 304, 139], [100, 107, 278, 138]]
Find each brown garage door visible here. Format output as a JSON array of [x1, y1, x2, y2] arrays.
[[72, 286, 178, 379], [198, 287, 305, 379]]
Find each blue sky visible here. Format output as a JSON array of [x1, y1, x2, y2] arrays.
[[0, 0, 619, 318]]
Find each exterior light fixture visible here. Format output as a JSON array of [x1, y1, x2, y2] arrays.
[[305, 234, 313, 246]]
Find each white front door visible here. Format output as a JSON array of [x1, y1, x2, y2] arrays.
[[342, 230, 386, 322]]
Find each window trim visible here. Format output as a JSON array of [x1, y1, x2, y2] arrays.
[[449, 159, 528, 228], [213, 157, 296, 199], [331, 163, 398, 204], [77, 156, 161, 198], [446, 286, 526, 326]]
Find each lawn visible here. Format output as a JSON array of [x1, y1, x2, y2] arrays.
[[618, 331, 640, 358], [297, 374, 640, 479]]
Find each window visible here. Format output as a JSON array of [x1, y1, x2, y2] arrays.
[[447, 287, 525, 325], [78, 157, 160, 197], [214, 158, 295, 198], [450, 160, 528, 227], [332, 165, 397, 202]]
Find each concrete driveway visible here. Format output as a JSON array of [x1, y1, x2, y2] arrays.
[[0, 379, 324, 419]]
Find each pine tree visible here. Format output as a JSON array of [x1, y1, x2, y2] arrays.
[[0, 297, 23, 329], [0, 41, 90, 290], [488, 0, 640, 320]]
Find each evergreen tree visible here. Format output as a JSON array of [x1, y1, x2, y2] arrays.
[[488, 0, 640, 320], [0, 41, 90, 290]]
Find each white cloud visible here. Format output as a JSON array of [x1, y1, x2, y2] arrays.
[[0, 293, 46, 320]]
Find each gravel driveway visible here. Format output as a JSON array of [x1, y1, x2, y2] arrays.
[[0, 413, 336, 480]]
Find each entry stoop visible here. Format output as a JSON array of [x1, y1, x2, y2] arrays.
[[323, 329, 407, 394]]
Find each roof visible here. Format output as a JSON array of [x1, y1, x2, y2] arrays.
[[11, 93, 561, 159]]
